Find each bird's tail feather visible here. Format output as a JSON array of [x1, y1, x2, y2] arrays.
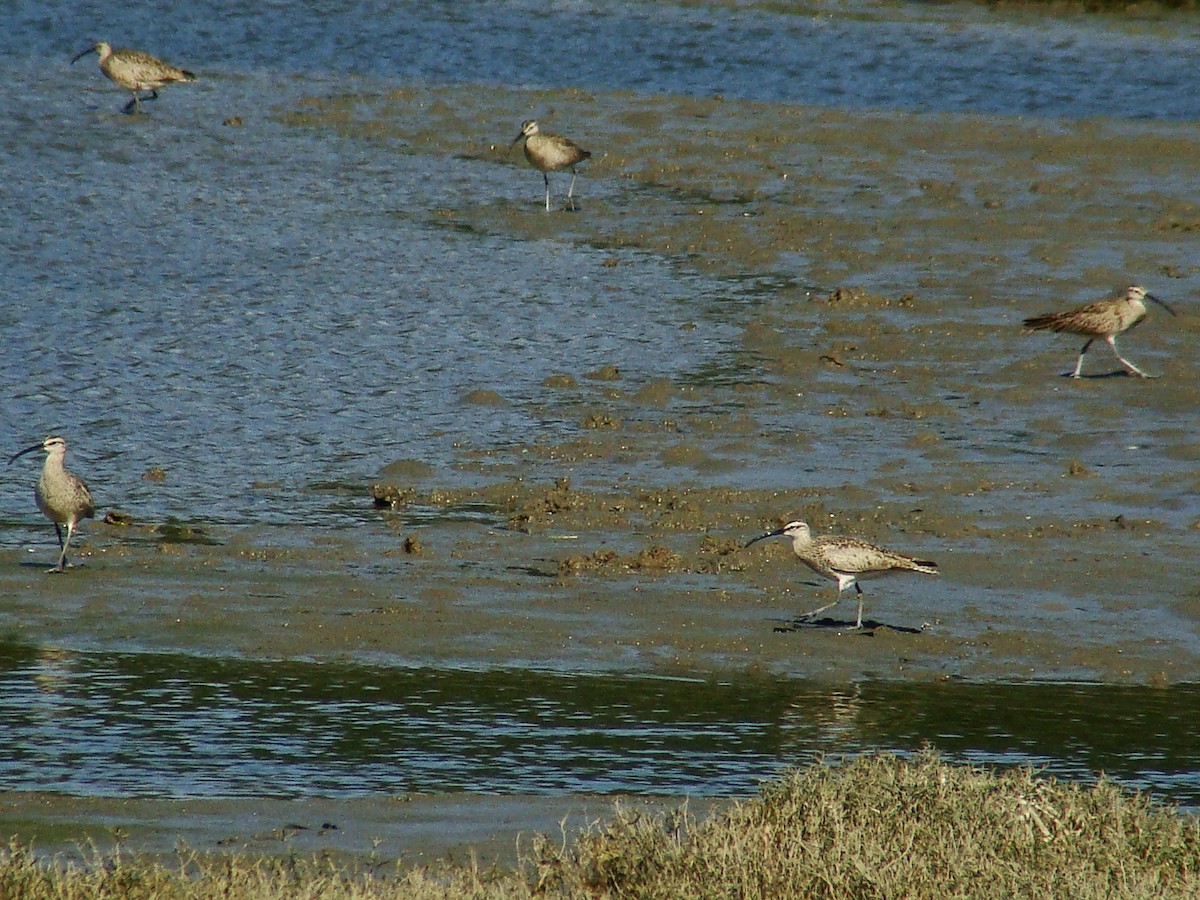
[[1023, 313, 1066, 332]]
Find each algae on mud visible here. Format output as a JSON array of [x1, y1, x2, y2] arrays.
[[6, 82, 1198, 680]]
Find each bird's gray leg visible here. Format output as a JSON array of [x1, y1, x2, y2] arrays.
[[796, 598, 840, 622], [851, 583, 867, 629], [123, 92, 141, 114], [543, 172, 551, 212], [1106, 336, 1150, 378], [49, 522, 70, 573], [53, 522, 65, 552], [567, 170, 578, 210], [1071, 339, 1093, 378]]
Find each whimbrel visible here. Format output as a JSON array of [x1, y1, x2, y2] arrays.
[[71, 41, 196, 114], [511, 120, 591, 211], [1023, 285, 1176, 379], [744, 520, 938, 629], [8, 436, 95, 573]]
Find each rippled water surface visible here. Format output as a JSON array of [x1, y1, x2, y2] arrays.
[[2, 0, 1199, 817], [3, 643, 1199, 804], [2, 0, 1198, 526]]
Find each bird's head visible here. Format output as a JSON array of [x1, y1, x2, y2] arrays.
[[744, 520, 811, 549], [511, 119, 539, 147], [9, 435, 66, 465], [71, 42, 108, 64], [1127, 285, 1177, 317]]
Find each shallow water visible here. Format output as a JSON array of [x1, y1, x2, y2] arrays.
[[2, 0, 1198, 527], [2, 0, 1200, 844], [2, 642, 1198, 804]]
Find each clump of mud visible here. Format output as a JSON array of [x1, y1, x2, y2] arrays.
[[373, 484, 415, 508]]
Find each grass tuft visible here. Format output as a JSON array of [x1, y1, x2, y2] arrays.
[[533, 752, 1199, 899], [3, 753, 1197, 899]]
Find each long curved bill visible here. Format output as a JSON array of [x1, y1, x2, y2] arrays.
[[71, 45, 98, 65], [1145, 293, 1177, 317], [743, 527, 786, 549], [8, 443, 43, 465]]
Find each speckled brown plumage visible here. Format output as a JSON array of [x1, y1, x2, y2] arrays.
[[511, 120, 591, 211], [72, 41, 196, 114], [1023, 285, 1176, 378], [9, 436, 95, 573], [745, 520, 937, 629]]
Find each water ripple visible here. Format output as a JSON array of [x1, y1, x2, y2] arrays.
[[2, 644, 1197, 803]]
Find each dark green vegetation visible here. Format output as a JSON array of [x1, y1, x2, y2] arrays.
[[4, 755, 1197, 899]]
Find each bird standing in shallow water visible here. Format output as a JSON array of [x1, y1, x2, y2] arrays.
[[9, 437, 95, 573], [1023, 285, 1176, 379], [71, 41, 196, 114], [511, 120, 591, 211], [744, 520, 938, 629]]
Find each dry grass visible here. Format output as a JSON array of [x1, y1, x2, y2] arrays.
[[3, 754, 1197, 899], [537, 753, 1200, 899]]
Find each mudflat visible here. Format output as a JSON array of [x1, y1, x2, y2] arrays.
[[3, 83, 1197, 860]]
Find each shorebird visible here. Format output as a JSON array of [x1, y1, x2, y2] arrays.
[[1023, 285, 1177, 379], [8, 436, 95, 573], [744, 520, 938, 629], [511, 120, 591, 211], [71, 41, 196, 114]]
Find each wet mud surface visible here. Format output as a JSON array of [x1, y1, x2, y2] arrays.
[[4, 81, 1200, 859], [0, 790, 686, 868], [7, 81, 1195, 683]]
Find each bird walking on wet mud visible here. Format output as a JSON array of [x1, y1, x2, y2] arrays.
[[511, 120, 591, 211], [1022, 285, 1176, 379], [744, 520, 938, 629], [9, 436, 95, 573], [71, 41, 196, 114]]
